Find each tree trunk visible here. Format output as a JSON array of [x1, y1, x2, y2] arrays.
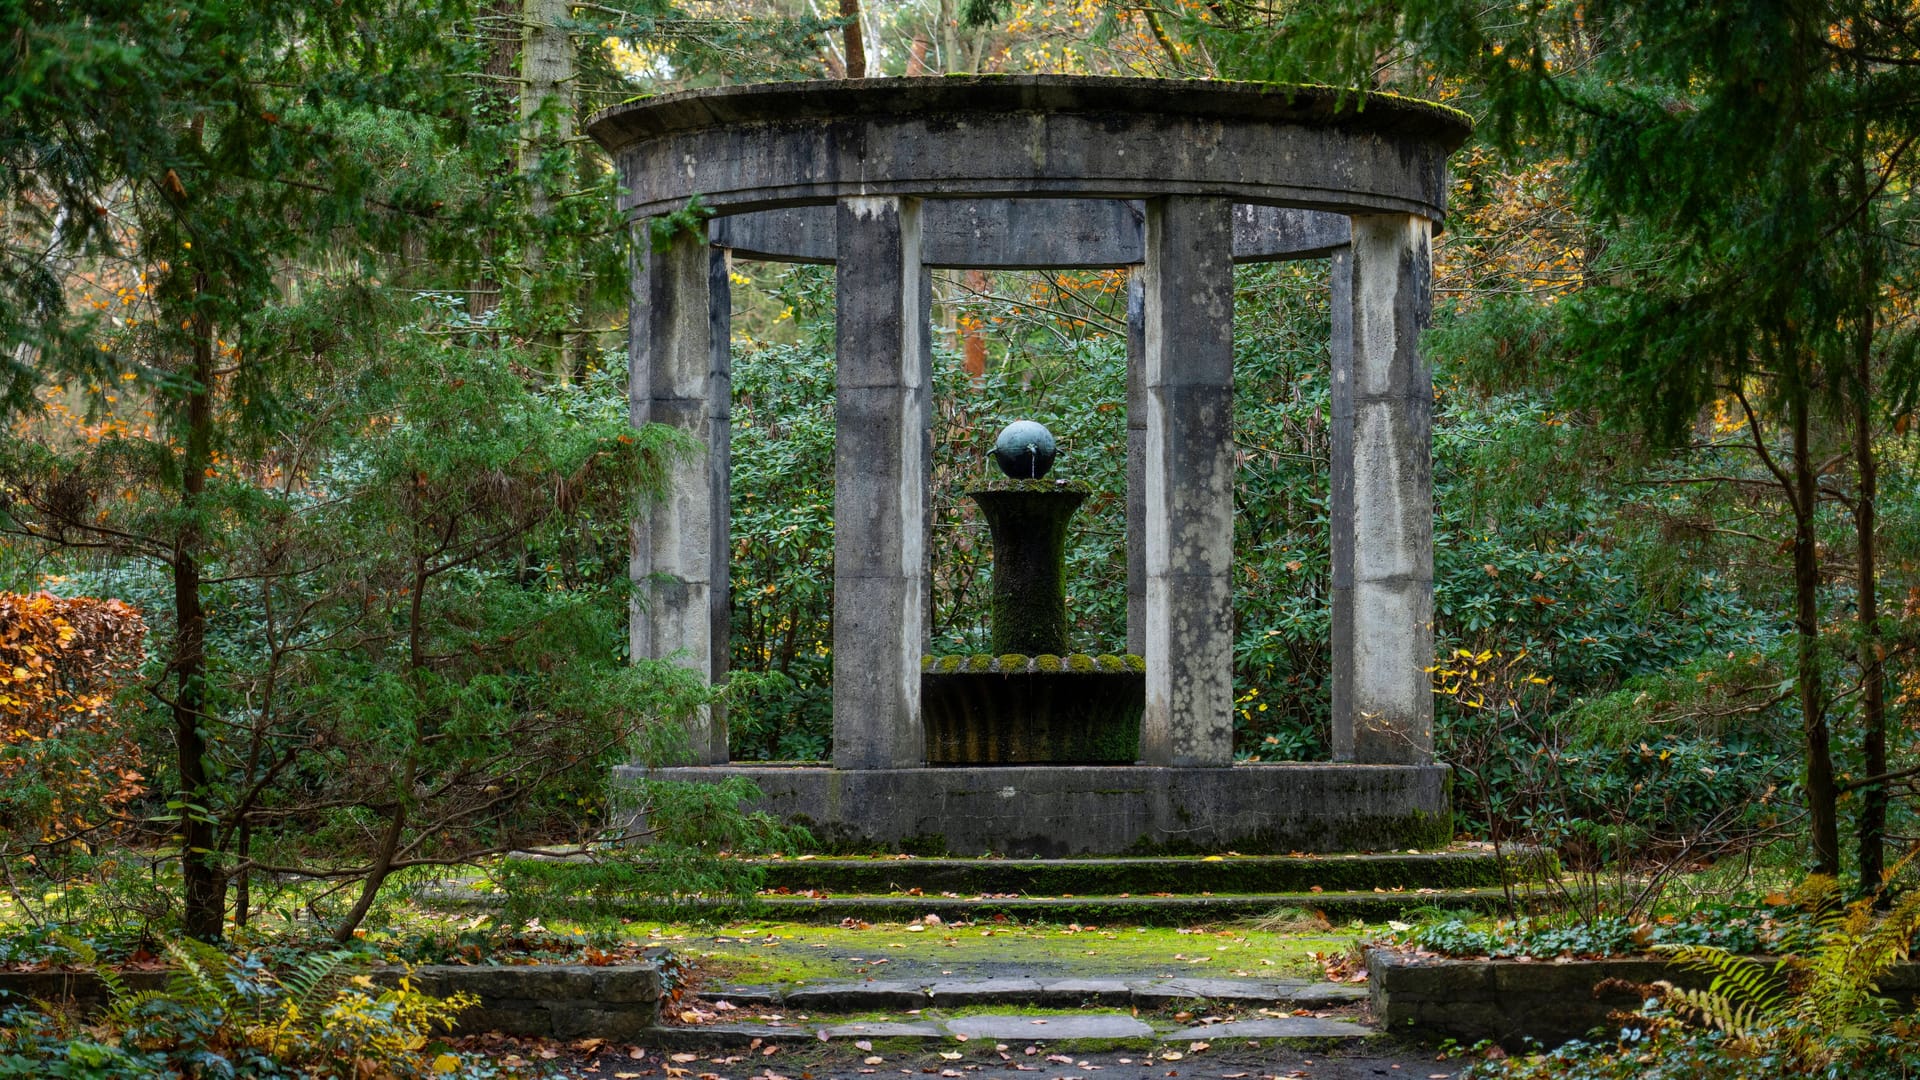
[[175, 273, 224, 940], [938, 0, 962, 72], [1853, 296, 1886, 893], [332, 794, 408, 943], [1847, 94, 1888, 894], [332, 550, 431, 941], [520, 0, 575, 379], [840, 0, 866, 78], [1790, 384, 1840, 877], [469, 0, 520, 319]]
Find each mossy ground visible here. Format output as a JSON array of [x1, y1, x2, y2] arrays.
[[617, 918, 1369, 986]]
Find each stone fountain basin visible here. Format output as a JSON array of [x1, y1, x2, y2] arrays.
[[921, 653, 1144, 765]]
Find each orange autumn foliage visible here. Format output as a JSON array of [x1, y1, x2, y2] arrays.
[[0, 592, 148, 843]]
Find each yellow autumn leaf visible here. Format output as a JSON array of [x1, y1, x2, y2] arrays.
[[432, 1053, 461, 1074]]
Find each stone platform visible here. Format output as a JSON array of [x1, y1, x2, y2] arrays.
[[614, 763, 1451, 856]]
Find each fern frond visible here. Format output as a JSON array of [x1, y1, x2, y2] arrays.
[[50, 931, 125, 1001], [1654, 944, 1792, 1032], [1660, 984, 1755, 1037], [104, 989, 172, 1025], [282, 950, 356, 1013], [159, 938, 229, 1013]]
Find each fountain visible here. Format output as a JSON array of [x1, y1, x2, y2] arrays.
[[921, 422, 1146, 765]]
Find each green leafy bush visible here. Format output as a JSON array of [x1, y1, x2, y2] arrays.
[[490, 777, 809, 919], [0, 937, 489, 1078], [1465, 877, 1920, 1079]]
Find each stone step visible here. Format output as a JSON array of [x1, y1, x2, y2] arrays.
[[640, 1010, 1375, 1050], [753, 847, 1548, 897], [699, 976, 1370, 1012], [739, 886, 1546, 924]]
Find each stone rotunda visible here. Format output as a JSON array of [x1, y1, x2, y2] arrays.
[[589, 76, 1470, 856]]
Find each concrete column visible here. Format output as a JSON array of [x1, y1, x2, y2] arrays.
[[1331, 215, 1435, 765], [1125, 272, 1147, 657], [1139, 197, 1236, 767], [631, 223, 726, 763], [831, 197, 930, 769], [706, 247, 733, 763]]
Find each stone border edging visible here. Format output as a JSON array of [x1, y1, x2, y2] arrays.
[[1368, 947, 1920, 1049], [0, 962, 664, 1040]]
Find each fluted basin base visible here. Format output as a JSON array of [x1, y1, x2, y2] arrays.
[[921, 653, 1143, 764]]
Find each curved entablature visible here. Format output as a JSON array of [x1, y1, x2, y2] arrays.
[[587, 76, 1471, 222], [710, 201, 1351, 268]]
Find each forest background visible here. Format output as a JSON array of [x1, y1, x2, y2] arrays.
[[1, 0, 1917, 951]]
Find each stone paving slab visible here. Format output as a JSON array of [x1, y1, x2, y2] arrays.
[[818, 1021, 948, 1038], [644, 1023, 823, 1048], [945, 1014, 1157, 1041], [1129, 978, 1294, 1004], [1036, 978, 1133, 1005], [1286, 983, 1370, 1006], [782, 980, 929, 1011], [708, 984, 783, 1006], [927, 977, 1043, 1005], [1166, 1017, 1374, 1039]]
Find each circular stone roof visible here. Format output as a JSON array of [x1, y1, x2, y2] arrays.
[[588, 76, 1472, 222]]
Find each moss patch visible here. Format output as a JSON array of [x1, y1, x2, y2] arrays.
[[628, 919, 1357, 985]]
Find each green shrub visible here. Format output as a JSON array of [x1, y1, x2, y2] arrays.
[[0, 937, 486, 1078]]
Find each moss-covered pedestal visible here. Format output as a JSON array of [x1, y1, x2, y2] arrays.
[[970, 480, 1086, 656], [922, 653, 1144, 764]]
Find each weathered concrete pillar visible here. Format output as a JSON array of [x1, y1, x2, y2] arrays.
[[631, 224, 726, 763], [1331, 215, 1435, 765], [706, 247, 733, 762], [1125, 271, 1147, 657], [1139, 197, 1236, 767], [831, 197, 931, 769]]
